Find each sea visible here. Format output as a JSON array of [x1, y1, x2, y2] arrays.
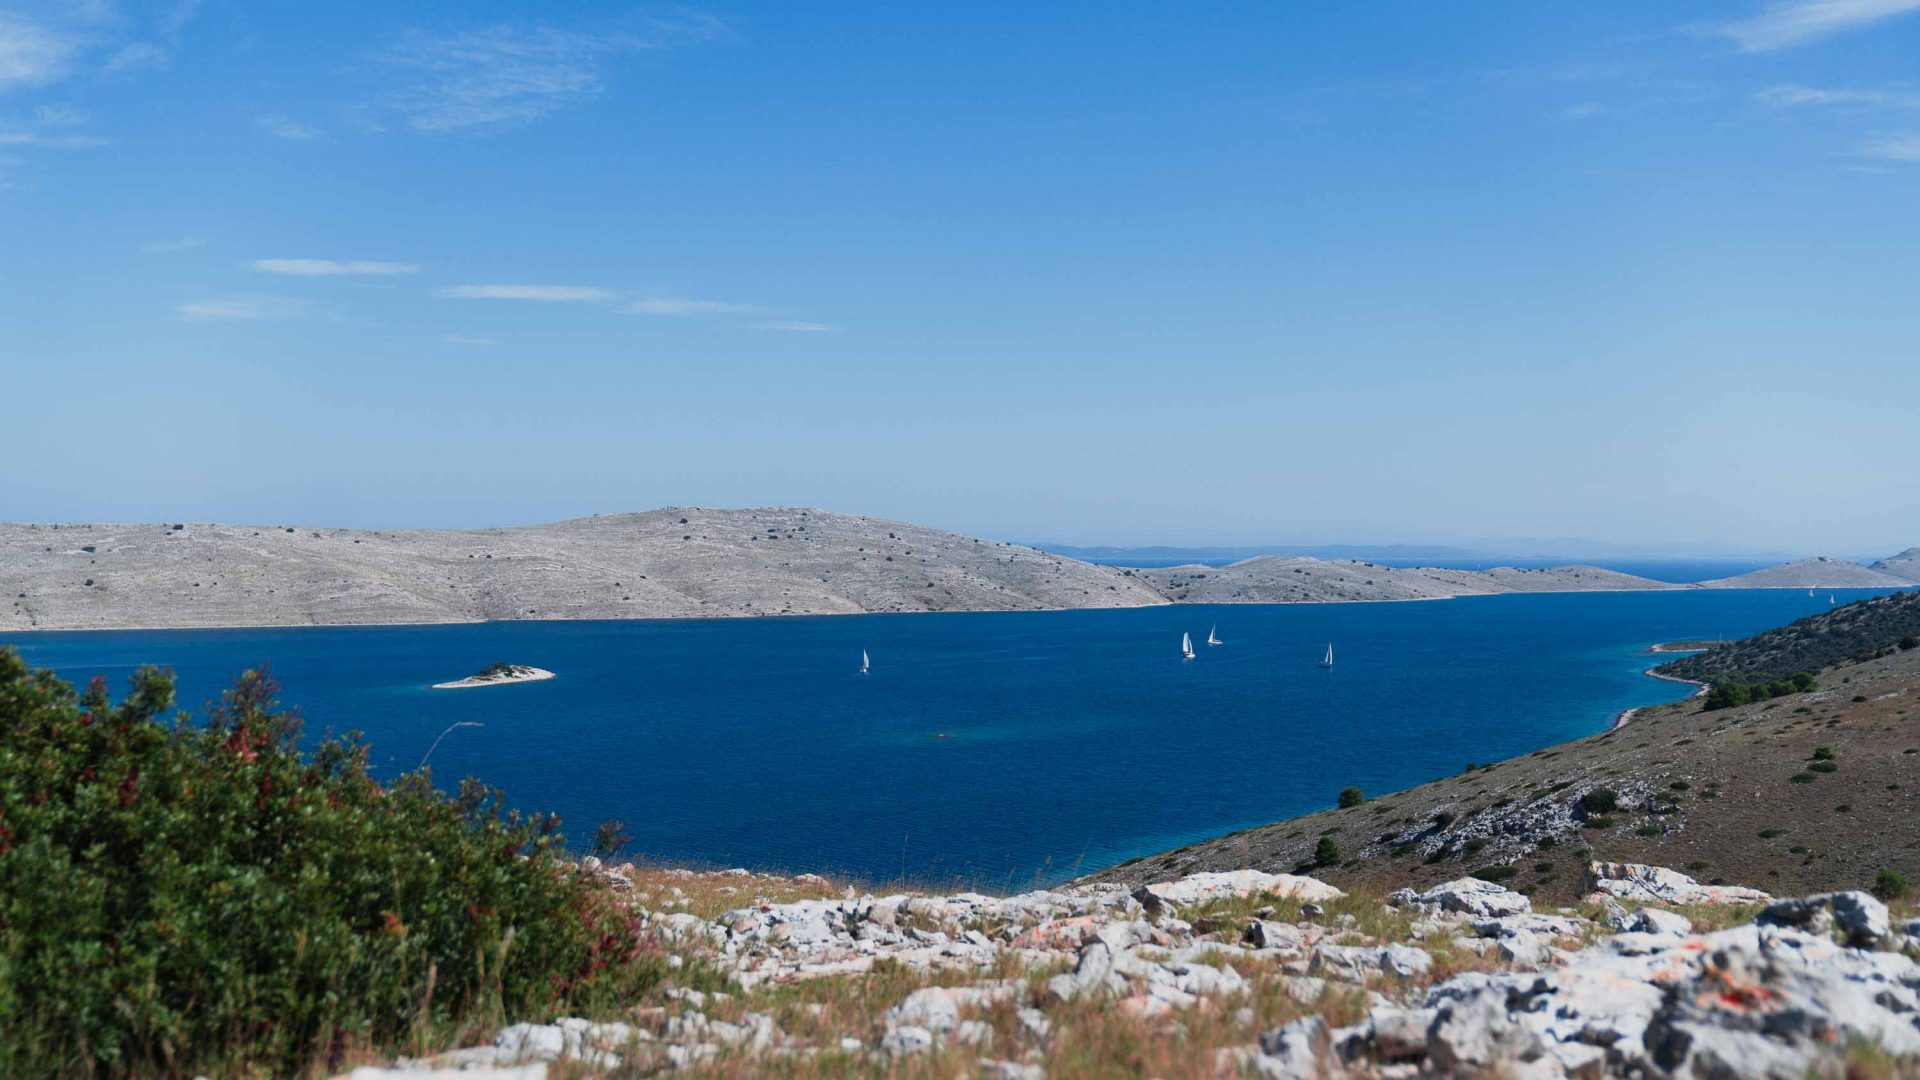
[[2, 587, 1900, 889]]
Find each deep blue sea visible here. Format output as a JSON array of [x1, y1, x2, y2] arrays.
[[3, 589, 1900, 889]]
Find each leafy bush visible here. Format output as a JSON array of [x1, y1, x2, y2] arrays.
[[1812, 746, 1835, 761], [0, 649, 660, 1078], [1336, 786, 1366, 809], [1874, 869, 1910, 901], [1807, 761, 1837, 774], [1312, 837, 1341, 866], [1579, 788, 1619, 815]]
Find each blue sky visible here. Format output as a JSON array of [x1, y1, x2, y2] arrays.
[[3, 1, 1918, 552]]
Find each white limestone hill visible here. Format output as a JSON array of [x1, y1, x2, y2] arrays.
[[1700, 555, 1916, 590], [1, 508, 1167, 630]]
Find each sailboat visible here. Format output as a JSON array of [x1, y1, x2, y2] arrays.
[[1808, 587, 1815, 598], [1319, 643, 1334, 668], [1206, 626, 1222, 646], [1829, 594, 1837, 605], [1181, 632, 1196, 660], [858, 649, 870, 675]]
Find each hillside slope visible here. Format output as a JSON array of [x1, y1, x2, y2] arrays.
[[1085, 643, 1920, 905], [0, 509, 1167, 630], [1656, 588, 1920, 685]]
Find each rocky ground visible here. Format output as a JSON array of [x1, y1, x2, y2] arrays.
[[340, 861, 1920, 1079], [0, 509, 1165, 630], [1084, 643, 1920, 908]]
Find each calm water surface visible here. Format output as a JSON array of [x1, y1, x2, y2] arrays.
[[4, 589, 1895, 888]]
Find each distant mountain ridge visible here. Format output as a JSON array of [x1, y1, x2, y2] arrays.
[[2, 510, 1915, 631]]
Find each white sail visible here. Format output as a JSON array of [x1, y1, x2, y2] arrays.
[[1829, 595, 1837, 605], [1181, 632, 1195, 659], [1320, 643, 1334, 668], [859, 649, 870, 674], [1206, 625, 1221, 646]]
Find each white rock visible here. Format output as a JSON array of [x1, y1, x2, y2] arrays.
[[1582, 861, 1770, 906], [1414, 877, 1532, 918], [1134, 870, 1342, 911], [879, 1025, 936, 1058]]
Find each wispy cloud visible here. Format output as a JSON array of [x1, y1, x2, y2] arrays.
[[1858, 133, 1920, 160], [0, 128, 106, 148], [104, 41, 168, 73], [141, 236, 206, 254], [442, 334, 500, 346], [623, 296, 761, 317], [174, 296, 311, 322], [257, 114, 320, 140], [1715, 0, 1920, 51], [437, 281, 815, 326], [369, 11, 725, 134], [756, 320, 836, 333], [436, 283, 615, 301], [1757, 83, 1920, 108], [252, 258, 419, 276], [0, 14, 77, 89], [1556, 102, 1607, 121]]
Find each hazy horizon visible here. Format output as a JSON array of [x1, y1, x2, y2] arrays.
[[5, 1, 1919, 551]]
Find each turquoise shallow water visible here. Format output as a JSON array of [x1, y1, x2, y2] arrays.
[[3, 588, 1899, 888]]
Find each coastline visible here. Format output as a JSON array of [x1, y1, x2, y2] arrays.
[[1614, 666, 1709, 728], [0, 583, 1704, 635]]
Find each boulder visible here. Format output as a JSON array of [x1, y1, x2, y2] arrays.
[[1426, 994, 1545, 1073], [1757, 890, 1892, 948], [1581, 862, 1770, 906], [1310, 942, 1432, 981], [1243, 920, 1306, 953], [1255, 1015, 1327, 1080], [1133, 870, 1342, 911], [1413, 877, 1532, 918], [1627, 907, 1692, 937]]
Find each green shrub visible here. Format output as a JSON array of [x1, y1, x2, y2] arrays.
[[1473, 865, 1517, 883], [1789, 772, 1817, 783], [1313, 837, 1341, 866], [1336, 787, 1366, 809], [0, 649, 661, 1078], [1812, 746, 1835, 761], [1874, 869, 1910, 901], [1580, 788, 1619, 815], [1807, 761, 1837, 774], [1582, 816, 1616, 830]]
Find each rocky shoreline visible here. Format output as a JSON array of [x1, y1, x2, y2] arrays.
[[344, 861, 1919, 1079]]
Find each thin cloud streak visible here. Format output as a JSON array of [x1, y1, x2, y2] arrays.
[[174, 296, 311, 322], [253, 259, 419, 276], [436, 284, 615, 301], [624, 296, 761, 316], [258, 115, 320, 140], [369, 11, 725, 134], [756, 320, 836, 333], [1716, 0, 1920, 51], [1858, 133, 1920, 160], [1758, 83, 1920, 108]]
